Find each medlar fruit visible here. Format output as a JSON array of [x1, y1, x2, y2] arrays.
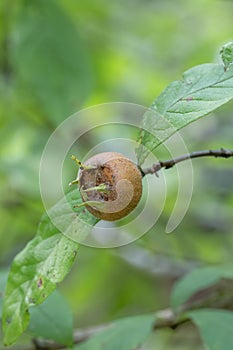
[[75, 152, 142, 221]]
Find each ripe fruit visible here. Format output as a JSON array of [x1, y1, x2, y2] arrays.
[[75, 152, 142, 221]]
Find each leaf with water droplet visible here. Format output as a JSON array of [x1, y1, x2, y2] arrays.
[[136, 46, 233, 165]]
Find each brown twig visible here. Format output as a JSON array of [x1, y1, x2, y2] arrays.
[[32, 324, 108, 350], [32, 280, 233, 350], [141, 148, 233, 177]]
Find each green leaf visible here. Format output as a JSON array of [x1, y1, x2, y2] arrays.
[[74, 314, 155, 350], [28, 290, 73, 347], [220, 42, 233, 70], [2, 190, 98, 346], [12, 0, 92, 124], [171, 266, 233, 309], [136, 55, 233, 166], [188, 309, 233, 350]]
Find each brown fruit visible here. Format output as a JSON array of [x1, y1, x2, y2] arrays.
[[78, 152, 142, 221]]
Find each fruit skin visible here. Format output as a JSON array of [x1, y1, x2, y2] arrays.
[[78, 152, 142, 221]]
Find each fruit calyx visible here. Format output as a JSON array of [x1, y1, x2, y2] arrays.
[[70, 152, 142, 221]]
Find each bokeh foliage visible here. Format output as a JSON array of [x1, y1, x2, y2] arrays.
[[0, 0, 233, 349]]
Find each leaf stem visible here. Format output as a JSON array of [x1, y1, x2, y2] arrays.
[[141, 148, 233, 177]]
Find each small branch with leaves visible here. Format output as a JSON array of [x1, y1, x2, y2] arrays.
[[3, 42, 233, 350], [32, 279, 233, 350], [141, 148, 233, 177]]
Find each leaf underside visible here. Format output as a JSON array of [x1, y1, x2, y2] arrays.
[[188, 309, 233, 350], [171, 266, 233, 309], [28, 290, 73, 347], [74, 314, 156, 350], [2, 190, 98, 345], [136, 62, 233, 166]]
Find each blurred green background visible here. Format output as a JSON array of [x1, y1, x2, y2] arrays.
[[0, 0, 233, 349]]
